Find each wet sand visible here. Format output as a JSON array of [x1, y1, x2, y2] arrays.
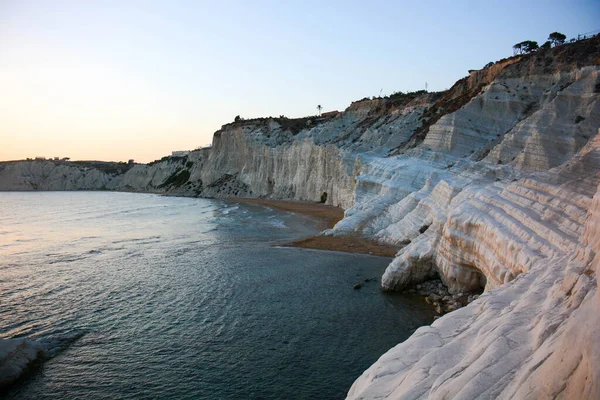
[[223, 198, 399, 257]]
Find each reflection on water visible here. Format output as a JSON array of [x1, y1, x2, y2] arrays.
[[1, 192, 434, 399]]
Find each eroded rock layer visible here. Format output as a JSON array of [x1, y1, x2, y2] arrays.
[[1, 37, 599, 397], [347, 135, 600, 399]]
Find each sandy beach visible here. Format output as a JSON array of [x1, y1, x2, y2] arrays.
[[224, 198, 399, 257]]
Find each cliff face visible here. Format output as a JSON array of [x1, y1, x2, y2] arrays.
[[1, 37, 599, 398], [347, 134, 600, 399], [0, 90, 435, 209], [0, 160, 114, 191], [197, 123, 358, 208]]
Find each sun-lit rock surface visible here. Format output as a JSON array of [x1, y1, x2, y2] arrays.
[[0, 37, 598, 396], [196, 124, 358, 208], [347, 133, 600, 399]]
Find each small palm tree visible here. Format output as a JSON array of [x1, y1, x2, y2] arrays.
[[317, 104, 322, 116]]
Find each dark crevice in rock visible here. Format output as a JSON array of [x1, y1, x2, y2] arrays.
[[402, 279, 484, 316]]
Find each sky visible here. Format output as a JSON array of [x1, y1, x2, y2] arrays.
[[1, 0, 599, 163]]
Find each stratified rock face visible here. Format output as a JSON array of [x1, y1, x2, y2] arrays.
[[487, 67, 600, 170], [0, 37, 599, 397], [199, 124, 358, 208], [347, 146, 600, 399], [339, 49, 599, 397], [0, 161, 113, 191], [332, 61, 599, 297]]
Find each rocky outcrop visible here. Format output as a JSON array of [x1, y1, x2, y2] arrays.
[[342, 39, 600, 395], [0, 160, 115, 191], [347, 145, 600, 398], [1, 37, 599, 397], [0, 332, 84, 390], [197, 123, 358, 208], [0, 339, 44, 388]]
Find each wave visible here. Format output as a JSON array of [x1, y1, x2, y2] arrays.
[[267, 216, 287, 229], [221, 205, 239, 215], [112, 235, 161, 245]]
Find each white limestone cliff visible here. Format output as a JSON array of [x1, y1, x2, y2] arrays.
[[197, 123, 358, 208], [1, 37, 599, 397], [347, 132, 600, 399], [0, 160, 114, 191]]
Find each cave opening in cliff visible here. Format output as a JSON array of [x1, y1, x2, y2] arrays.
[[474, 271, 486, 294], [320, 192, 328, 203]]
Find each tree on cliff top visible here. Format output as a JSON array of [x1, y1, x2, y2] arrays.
[[548, 32, 566, 46], [513, 40, 539, 54], [513, 42, 524, 55], [523, 40, 539, 53]]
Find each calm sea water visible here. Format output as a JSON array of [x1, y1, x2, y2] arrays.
[[0, 192, 434, 399]]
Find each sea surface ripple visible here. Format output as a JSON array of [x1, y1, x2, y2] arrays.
[[0, 192, 434, 399]]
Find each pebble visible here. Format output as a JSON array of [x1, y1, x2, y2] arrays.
[[407, 278, 483, 316]]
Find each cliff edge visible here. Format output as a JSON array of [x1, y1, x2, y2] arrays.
[[1, 37, 599, 397]]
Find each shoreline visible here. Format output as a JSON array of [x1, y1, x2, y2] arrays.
[[0, 192, 400, 257], [223, 197, 400, 258]]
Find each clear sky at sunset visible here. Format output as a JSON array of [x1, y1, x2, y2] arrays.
[[1, 0, 599, 163]]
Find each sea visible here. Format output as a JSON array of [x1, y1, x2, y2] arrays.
[[0, 191, 435, 399]]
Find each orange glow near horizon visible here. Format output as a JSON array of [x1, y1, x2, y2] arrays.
[[3, 1, 598, 163], [0, 52, 216, 163]]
